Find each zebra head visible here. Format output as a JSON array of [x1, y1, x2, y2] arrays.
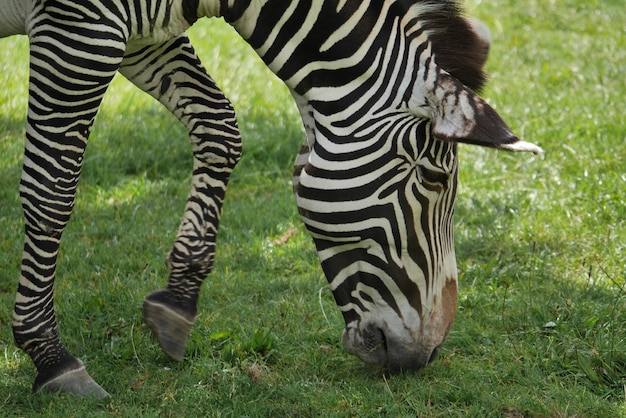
[[283, 7, 541, 372], [224, 1, 541, 372]]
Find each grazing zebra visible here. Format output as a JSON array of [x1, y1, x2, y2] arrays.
[[1, 0, 541, 397]]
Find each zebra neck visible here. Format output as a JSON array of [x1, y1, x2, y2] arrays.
[[220, 1, 388, 91]]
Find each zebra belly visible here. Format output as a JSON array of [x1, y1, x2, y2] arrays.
[[125, 0, 195, 46], [0, 0, 30, 37]]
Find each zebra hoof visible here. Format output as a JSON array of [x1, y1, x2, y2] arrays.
[[143, 290, 196, 361], [35, 359, 110, 398]]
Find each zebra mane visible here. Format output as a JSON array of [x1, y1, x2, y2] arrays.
[[414, 0, 489, 93]]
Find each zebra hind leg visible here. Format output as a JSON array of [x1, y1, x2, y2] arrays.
[[119, 36, 242, 361]]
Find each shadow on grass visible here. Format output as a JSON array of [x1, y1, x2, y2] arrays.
[[453, 192, 626, 399]]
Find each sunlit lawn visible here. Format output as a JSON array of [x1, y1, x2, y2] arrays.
[[1, 1, 625, 416]]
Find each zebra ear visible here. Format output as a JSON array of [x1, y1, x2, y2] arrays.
[[429, 71, 543, 154]]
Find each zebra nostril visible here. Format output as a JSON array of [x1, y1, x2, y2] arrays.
[[362, 326, 386, 353], [428, 345, 441, 364]]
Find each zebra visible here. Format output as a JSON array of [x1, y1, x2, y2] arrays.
[[1, 0, 542, 397]]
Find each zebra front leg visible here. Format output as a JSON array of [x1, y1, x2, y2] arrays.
[[14, 24, 125, 396], [119, 36, 242, 361]]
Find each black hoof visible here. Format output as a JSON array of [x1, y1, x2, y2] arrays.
[[143, 290, 196, 361], [34, 358, 109, 398]]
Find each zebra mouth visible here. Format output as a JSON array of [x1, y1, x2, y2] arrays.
[[385, 343, 441, 374], [343, 324, 443, 373]]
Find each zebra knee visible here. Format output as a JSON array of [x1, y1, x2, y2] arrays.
[[188, 102, 242, 174], [21, 207, 69, 242], [191, 133, 242, 175], [20, 175, 79, 238]]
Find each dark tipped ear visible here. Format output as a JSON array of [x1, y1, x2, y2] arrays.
[[429, 71, 542, 154]]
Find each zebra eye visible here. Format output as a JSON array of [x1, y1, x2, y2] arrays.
[[418, 166, 449, 186]]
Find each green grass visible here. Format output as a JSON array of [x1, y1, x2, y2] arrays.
[[1, 1, 625, 416]]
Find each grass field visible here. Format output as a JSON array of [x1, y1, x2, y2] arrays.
[[1, 1, 625, 416]]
